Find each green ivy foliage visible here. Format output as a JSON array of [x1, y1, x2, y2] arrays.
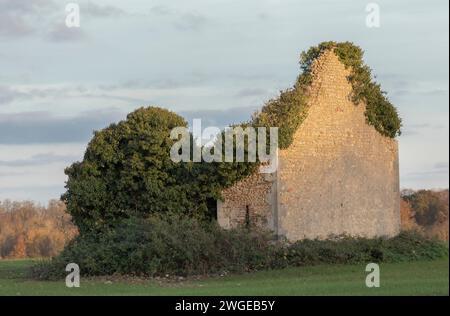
[[63, 107, 222, 233], [255, 41, 401, 150]]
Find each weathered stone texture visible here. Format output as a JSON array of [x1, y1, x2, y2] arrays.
[[218, 172, 275, 229], [217, 50, 400, 241]]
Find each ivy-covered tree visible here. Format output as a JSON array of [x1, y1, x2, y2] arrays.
[[62, 107, 221, 233]]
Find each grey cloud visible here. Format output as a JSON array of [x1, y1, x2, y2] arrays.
[[0, 0, 55, 13], [434, 162, 449, 170], [400, 130, 419, 137], [0, 13, 33, 37], [0, 0, 124, 41], [98, 76, 207, 91], [0, 85, 28, 104], [401, 123, 445, 137], [0, 0, 56, 38], [405, 162, 449, 180], [394, 88, 449, 98], [225, 72, 277, 82], [0, 110, 125, 144], [180, 106, 259, 129], [257, 13, 269, 20], [0, 153, 79, 167], [419, 89, 449, 96], [84, 1, 127, 18], [235, 88, 268, 98], [405, 169, 449, 179], [80, 92, 148, 104], [0, 171, 25, 177], [0, 185, 66, 203], [0, 106, 259, 145], [150, 5, 173, 16], [46, 24, 86, 42], [174, 13, 208, 31], [0, 84, 148, 105], [149, 5, 208, 31], [96, 71, 273, 92]]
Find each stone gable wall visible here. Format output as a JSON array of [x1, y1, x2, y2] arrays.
[[277, 51, 400, 240], [217, 50, 400, 240]]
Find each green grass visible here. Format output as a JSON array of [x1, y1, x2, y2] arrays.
[[0, 259, 448, 296]]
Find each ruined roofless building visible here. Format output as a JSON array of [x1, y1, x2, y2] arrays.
[[217, 46, 401, 241]]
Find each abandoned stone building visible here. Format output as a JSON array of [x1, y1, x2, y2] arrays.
[[217, 50, 401, 241]]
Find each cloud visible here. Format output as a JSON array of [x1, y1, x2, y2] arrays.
[[0, 153, 79, 167], [405, 169, 449, 179], [98, 75, 208, 91], [0, 171, 25, 177], [0, 0, 56, 38], [0, 106, 261, 145], [0, 110, 125, 144], [0, 185, 66, 203], [401, 123, 446, 137], [174, 13, 208, 31], [0, 0, 127, 41], [0, 12, 34, 37], [404, 162, 449, 180], [150, 5, 173, 16], [46, 24, 87, 42], [84, 1, 127, 18], [0, 85, 28, 104], [0, 83, 150, 106], [235, 88, 268, 98], [180, 106, 259, 128], [434, 162, 449, 170], [0, 0, 54, 13], [258, 13, 270, 20], [148, 5, 208, 31], [394, 88, 449, 98]]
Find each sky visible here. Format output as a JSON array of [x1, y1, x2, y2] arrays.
[[0, 0, 448, 203]]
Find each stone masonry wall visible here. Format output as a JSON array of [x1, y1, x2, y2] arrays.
[[217, 172, 276, 230], [217, 50, 400, 240], [278, 51, 400, 240]]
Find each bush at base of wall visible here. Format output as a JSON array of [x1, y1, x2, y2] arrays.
[[30, 215, 448, 280]]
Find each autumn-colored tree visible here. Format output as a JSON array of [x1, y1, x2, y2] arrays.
[[401, 189, 449, 241], [400, 199, 421, 232], [0, 200, 77, 258]]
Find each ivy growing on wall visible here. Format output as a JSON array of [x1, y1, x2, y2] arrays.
[[254, 41, 401, 150], [308, 42, 401, 138], [216, 41, 402, 190]]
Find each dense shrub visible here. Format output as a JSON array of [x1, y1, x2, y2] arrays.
[[62, 107, 228, 234], [31, 215, 448, 280], [30, 215, 279, 279], [286, 232, 448, 266]]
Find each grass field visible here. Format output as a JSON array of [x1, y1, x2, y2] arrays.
[[0, 259, 448, 296]]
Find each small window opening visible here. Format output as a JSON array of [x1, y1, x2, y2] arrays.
[[245, 205, 251, 229]]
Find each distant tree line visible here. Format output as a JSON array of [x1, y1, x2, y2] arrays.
[[0, 200, 78, 259], [401, 189, 449, 241]]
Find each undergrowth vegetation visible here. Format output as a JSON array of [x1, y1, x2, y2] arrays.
[[31, 215, 447, 280]]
